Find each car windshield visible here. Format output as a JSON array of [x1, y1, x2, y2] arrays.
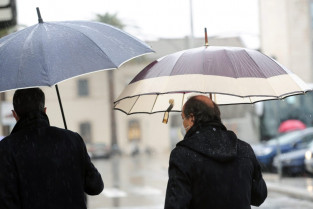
[[266, 130, 303, 146]]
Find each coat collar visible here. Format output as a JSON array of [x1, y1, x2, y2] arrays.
[[185, 120, 227, 138], [11, 112, 50, 134], [178, 122, 238, 162]]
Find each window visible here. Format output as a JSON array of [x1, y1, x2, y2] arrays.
[[128, 120, 141, 141], [79, 122, 92, 143], [0, 0, 17, 29], [77, 79, 89, 97]]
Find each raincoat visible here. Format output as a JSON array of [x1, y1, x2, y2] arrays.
[[0, 112, 104, 209], [164, 122, 267, 209]]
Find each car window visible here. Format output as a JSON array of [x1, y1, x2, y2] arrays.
[[296, 134, 313, 149]]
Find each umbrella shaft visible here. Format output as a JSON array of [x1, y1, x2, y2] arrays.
[[55, 85, 68, 130]]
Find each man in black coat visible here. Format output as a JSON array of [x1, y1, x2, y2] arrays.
[[164, 95, 267, 209], [0, 88, 104, 209]]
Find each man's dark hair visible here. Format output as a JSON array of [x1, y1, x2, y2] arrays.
[[183, 96, 221, 126], [13, 88, 45, 118]]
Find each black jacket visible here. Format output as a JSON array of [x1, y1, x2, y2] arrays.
[[164, 123, 267, 209], [0, 112, 104, 209]]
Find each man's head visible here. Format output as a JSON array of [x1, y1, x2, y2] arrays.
[[181, 95, 221, 132], [12, 88, 46, 120]]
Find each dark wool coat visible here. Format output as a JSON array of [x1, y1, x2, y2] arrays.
[[164, 123, 267, 209], [0, 112, 104, 209]]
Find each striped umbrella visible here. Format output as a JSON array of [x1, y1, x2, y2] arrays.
[[114, 43, 311, 121]]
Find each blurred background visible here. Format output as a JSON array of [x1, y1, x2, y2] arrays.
[[2, 0, 313, 208]]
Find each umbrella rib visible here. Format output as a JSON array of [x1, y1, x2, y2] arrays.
[[41, 24, 52, 84], [264, 77, 280, 98], [0, 26, 34, 48], [150, 94, 159, 113], [116, 91, 308, 114], [118, 89, 294, 103], [243, 49, 267, 78], [168, 49, 187, 76], [222, 49, 248, 98], [243, 50, 281, 97], [249, 97, 252, 103], [225, 49, 279, 98], [128, 96, 140, 115], [48, 22, 117, 67], [223, 49, 240, 78], [17, 26, 42, 88]]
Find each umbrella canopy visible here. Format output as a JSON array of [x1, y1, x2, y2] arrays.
[[278, 120, 306, 133], [114, 45, 311, 115], [0, 10, 153, 92], [0, 8, 153, 129]]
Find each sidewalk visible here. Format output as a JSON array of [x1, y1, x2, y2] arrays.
[[263, 173, 313, 201]]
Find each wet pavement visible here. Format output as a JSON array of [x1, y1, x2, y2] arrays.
[[263, 173, 313, 202], [88, 154, 169, 209], [88, 153, 313, 209], [252, 192, 313, 209]]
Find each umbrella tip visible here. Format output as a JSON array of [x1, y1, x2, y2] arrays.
[[162, 99, 174, 124], [36, 7, 44, 23], [204, 28, 209, 47]]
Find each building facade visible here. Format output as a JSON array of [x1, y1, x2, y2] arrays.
[[259, 0, 313, 83]]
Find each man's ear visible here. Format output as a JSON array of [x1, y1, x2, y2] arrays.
[[44, 107, 47, 113], [12, 110, 19, 121]]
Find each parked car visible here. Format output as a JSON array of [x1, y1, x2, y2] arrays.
[[273, 141, 313, 175], [305, 146, 313, 174], [253, 128, 313, 171], [86, 143, 110, 159]]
